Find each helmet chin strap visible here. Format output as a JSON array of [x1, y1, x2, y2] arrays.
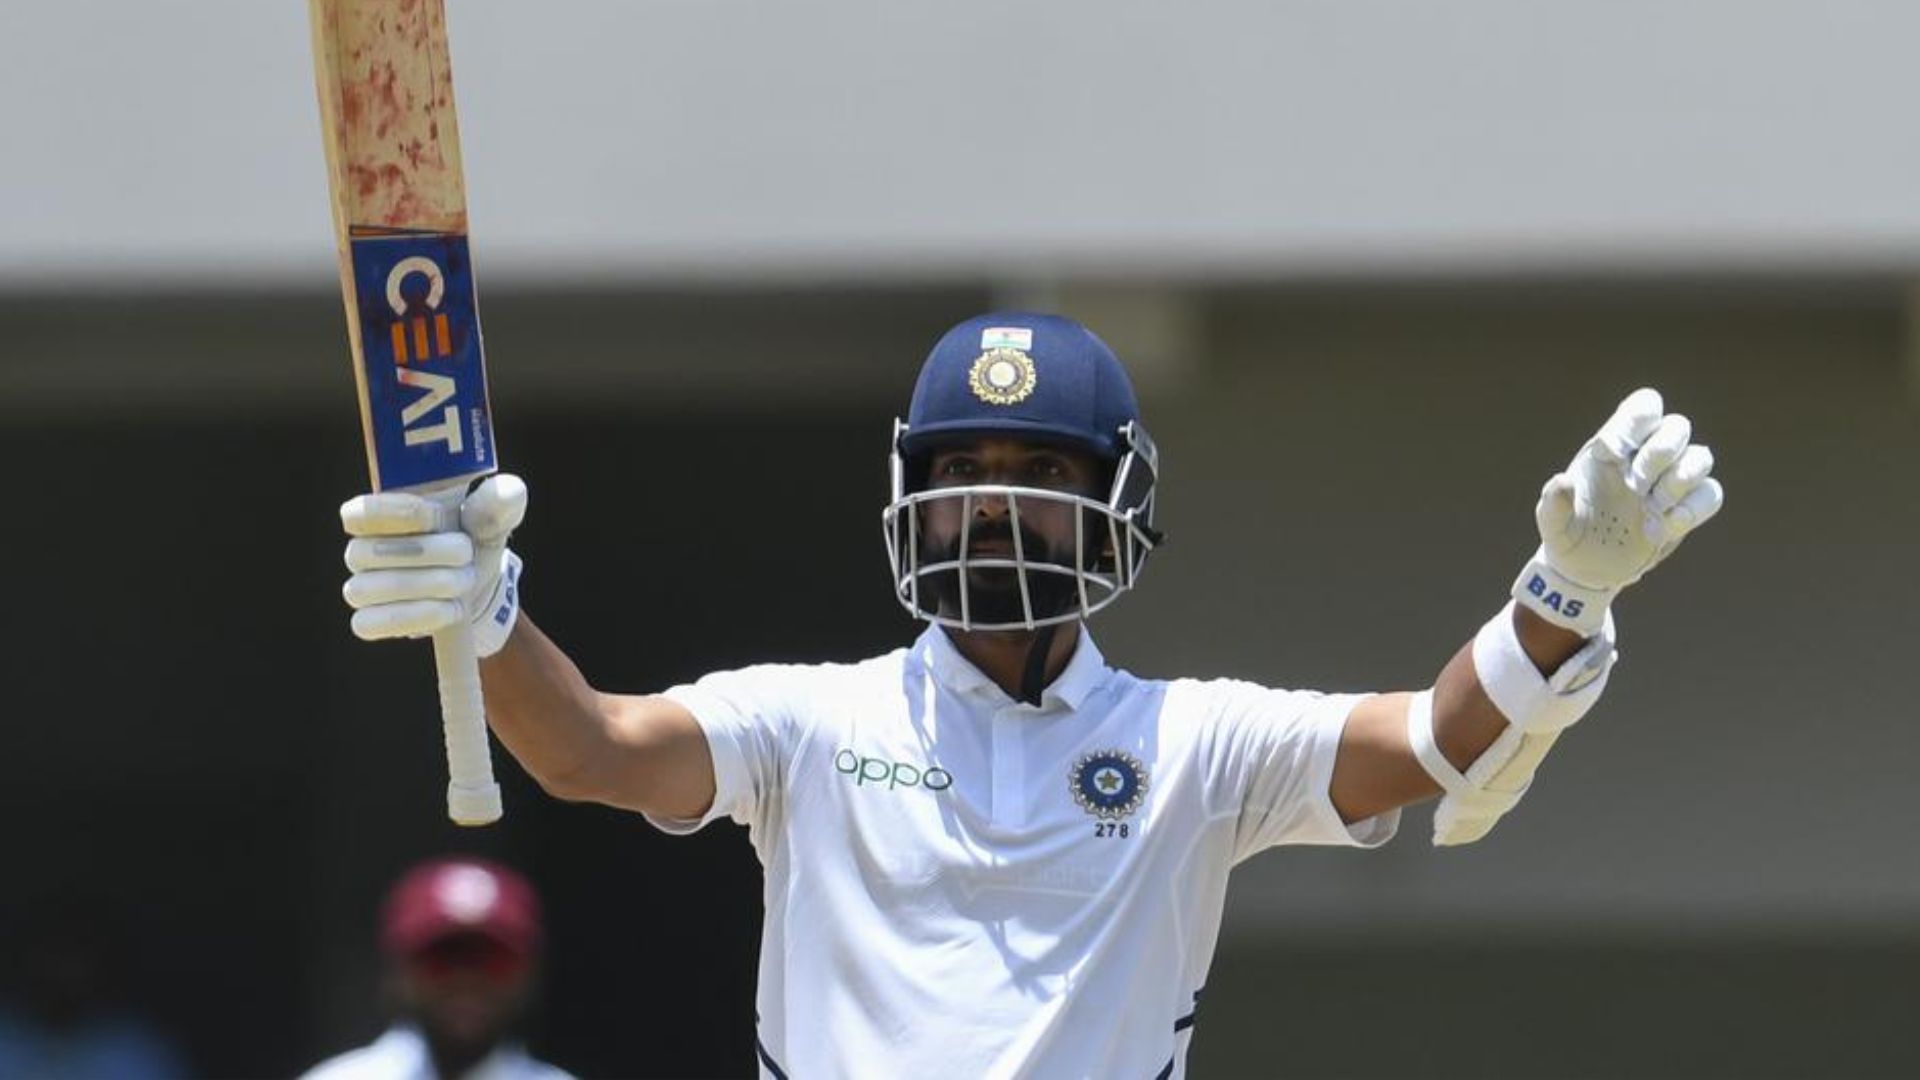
[[1018, 622, 1062, 706], [1015, 548, 1081, 705]]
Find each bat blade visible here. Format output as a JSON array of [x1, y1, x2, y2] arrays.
[[311, 0, 502, 826], [311, 0, 494, 492]]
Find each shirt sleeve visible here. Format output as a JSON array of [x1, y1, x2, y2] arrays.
[[643, 664, 802, 838], [1186, 679, 1401, 862]]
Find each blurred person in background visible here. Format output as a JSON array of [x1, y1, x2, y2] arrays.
[[0, 906, 187, 1080], [302, 857, 572, 1080]]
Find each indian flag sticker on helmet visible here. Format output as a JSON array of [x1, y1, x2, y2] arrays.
[[969, 346, 1038, 405], [980, 326, 1033, 351]]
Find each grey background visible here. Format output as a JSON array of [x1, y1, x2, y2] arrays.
[[3, 1, 1916, 1076], [11, 1, 1920, 282]]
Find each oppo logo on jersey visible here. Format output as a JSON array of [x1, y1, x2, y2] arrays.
[[834, 749, 954, 792]]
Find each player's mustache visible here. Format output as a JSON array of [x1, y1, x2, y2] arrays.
[[951, 521, 1051, 558]]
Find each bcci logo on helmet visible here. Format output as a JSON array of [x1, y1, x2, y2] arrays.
[[969, 347, 1037, 405], [1070, 750, 1149, 820], [968, 325, 1038, 405]]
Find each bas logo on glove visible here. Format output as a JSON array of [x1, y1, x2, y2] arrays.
[[492, 556, 521, 628], [1520, 574, 1584, 621]]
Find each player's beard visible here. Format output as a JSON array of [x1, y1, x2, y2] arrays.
[[917, 517, 1080, 627]]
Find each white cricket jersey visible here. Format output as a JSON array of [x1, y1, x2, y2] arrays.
[[300, 1026, 574, 1080], [653, 626, 1399, 1079]]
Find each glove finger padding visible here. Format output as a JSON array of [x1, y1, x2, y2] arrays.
[[340, 492, 454, 537], [350, 598, 463, 641], [342, 566, 476, 608], [1628, 413, 1692, 494], [1660, 476, 1724, 539], [1648, 443, 1713, 513], [462, 475, 527, 543], [1590, 387, 1664, 462], [344, 532, 474, 572]]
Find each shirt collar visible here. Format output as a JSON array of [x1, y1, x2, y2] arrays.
[[916, 623, 1108, 712]]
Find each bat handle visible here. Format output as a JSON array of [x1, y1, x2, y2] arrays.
[[433, 625, 503, 824], [429, 485, 503, 826]]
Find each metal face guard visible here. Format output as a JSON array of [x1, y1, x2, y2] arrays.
[[881, 485, 1158, 631]]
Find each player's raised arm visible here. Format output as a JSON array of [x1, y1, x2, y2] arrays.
[[1329, 388, 1724, 842], [339, 475, 717, 821]]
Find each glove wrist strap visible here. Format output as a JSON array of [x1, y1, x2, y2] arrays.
[[470, 549, 523, 658], [1511, 549, 1613, 637]]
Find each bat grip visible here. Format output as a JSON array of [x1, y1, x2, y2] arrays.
[[428, 486, 503, 825], [433, 626, 503, 824]]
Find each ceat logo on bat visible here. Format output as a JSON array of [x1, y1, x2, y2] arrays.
[[350, 233, 494, 490]]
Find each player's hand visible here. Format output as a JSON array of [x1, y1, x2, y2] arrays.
[[340, 474, 527, 657], [1513, 388, 1723, 636]]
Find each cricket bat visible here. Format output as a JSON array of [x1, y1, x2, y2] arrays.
[[309, 0, 502, 825]]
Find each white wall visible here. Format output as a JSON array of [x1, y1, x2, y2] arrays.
[[8, 1, 1920, 285]]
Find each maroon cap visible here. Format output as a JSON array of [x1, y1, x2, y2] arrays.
[[380, 858, 543, 959]]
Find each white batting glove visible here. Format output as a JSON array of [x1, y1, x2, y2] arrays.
[[1514, 388, 1724, 636], [340, 474, 527, 657]]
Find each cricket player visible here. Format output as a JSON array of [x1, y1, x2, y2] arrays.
[[302, 858, 573, 1080], [339, 312, 1723, 1078]]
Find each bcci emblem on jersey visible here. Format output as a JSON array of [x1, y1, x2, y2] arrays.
[[1069, 750, 1149, 820]]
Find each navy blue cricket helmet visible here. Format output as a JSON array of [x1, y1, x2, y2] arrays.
[[882, 312, 1163, 631], [900, 312, 1145, 461]]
